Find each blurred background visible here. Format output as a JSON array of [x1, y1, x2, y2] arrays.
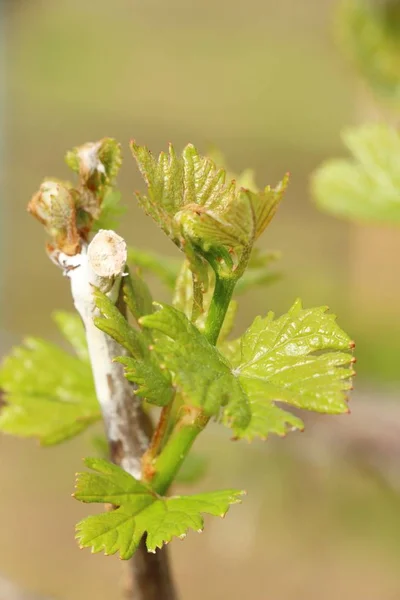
[[1, 0, 400, 598]]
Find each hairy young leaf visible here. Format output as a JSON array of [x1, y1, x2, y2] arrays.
[[66, 138, 122, 188], [27, 179, 80, 255], [0, 315, 99, 445], [94, 287, 173, 406], [65, 138, 122, 221], [131, 141, 288, 279], [74, 458, 244, 557], [312, 124, 400, 224]]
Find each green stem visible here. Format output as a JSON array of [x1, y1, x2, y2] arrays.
[[151, 407, 208, 496], [150, 270, 237, 495], [204, 275, 236, 345]]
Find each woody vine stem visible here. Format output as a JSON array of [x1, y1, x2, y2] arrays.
[[49, 229, 178, 599]]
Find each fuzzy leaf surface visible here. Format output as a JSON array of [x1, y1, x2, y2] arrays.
[[131, 142, 288, 277], [75, 458, 244, 558]]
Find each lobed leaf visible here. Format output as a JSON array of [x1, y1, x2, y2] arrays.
[[228, 299, 355, 439], [141, 302, 354, 441], [94, 286, 173, 406], [93, 289, 145, 359], [74, 459, 244, 558], [140, 305, 250, 428]]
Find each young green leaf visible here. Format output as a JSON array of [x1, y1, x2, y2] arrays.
[[123, 268, 153, 322], [93, 289, 145, 359], [141, 302, 354, 441], [312, 124, 400, 224], [0, 315, 99, 445], [228, 299, 355, 439], [131, 141, 288, 279], [74, 458, 244, 557], [93, 287, 173, 406], [140, 305, 250, 429]]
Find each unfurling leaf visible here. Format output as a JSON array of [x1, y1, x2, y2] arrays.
[[141, 302, 354, 441], [27, 179, 80, 255], [312, 124, 400, 224], [0, 314, 99, 445], [66, 138, 122, 221], [131, 141, 288, 281], [74, 458, 244, 558]]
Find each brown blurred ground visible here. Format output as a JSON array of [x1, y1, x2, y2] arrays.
[[1, 0, 400, 598]]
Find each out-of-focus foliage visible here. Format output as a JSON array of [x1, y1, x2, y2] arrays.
[[312, 123, 400, 224], [0, 313, 100, 445], [338, 0, 400, 102]]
